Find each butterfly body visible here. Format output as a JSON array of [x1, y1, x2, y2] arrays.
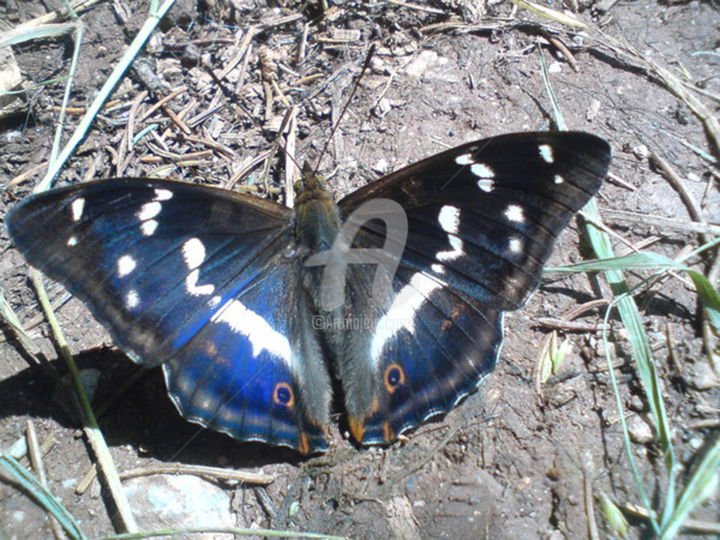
[[6, 132, 611, 454]]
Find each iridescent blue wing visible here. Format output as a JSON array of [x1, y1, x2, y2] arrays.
[[6, 179, 330, 453], [335, 132, 611, 444]]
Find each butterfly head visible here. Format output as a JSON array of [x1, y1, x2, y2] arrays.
[[294, 162, 330, 199]]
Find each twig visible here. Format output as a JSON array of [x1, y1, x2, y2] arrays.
[[120, 464, 274, 485], [26, 421, 64, 540]]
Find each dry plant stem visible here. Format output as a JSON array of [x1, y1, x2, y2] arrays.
[[226, 150, 274, 189], [76, 463, 97, 495], [298, 23, 309, 62], [584, 467, 600, 540], [649, 153, 719, 372], [284, 107, 299, 209], [235, 42, 254, 94], [126, 90, 148, 152], [650, 152, 711, 246], [136, 87, 186, 123], [26, 421, 64, 540], [602, 209, 720, 236], [162, 103, 191, 134], [29, 270, 138, 533], [545, 35, 578, 71], [11, 0, 103, 31], [217, 26, 256, 81], [385, 0, 445, 14], [119, 464, 274, 485], [185, 135, 236, 159], [10, 163, 47, 186], [141, 149, 213, 163], [536, 318, 602, 331], [606, 172, 637, 191], [686, 419, 720, 429], [622, 503, 720, 535]]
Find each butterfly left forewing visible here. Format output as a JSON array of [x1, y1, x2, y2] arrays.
[[7, 179, 294, 364], [336, 132, 611, 445], [7, 179, 331, 453]]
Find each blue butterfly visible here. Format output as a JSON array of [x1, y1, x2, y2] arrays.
[[6, 132, 610, 454]]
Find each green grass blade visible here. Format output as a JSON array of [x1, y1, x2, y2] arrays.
[[549, 251, 684, 273], [0, 454, 87, 539], [584, 198, 672, 535], [661, 437, 720, 539]]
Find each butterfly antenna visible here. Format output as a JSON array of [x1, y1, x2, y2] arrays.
[[313, 44, 376, 176]]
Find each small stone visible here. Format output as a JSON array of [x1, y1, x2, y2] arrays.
[[691, 362, 719, 390], [370, 57, 389, 75], [373, 158, 389, 174], [632, 144, 650, 160], [374, 97, 392, 118], [586, 99, 601, 121], [404, 50, 450, 80], [688, 437, 703, 450], [626, 395, 645, 412], [125, 475, 235, 537], [628, 415, 655, 444]]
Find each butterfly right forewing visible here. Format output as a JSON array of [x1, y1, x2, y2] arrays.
[[334, 132, 611, 445]]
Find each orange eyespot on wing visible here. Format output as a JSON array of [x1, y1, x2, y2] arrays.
[[273, 382, 295, 407], [383, 363, 406, 393]]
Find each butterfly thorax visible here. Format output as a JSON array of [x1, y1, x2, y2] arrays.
[[293, 168, 341, 253]]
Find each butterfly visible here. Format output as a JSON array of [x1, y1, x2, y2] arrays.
[[6, 131, 611, 454]]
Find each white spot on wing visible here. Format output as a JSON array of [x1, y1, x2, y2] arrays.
[[117, 254, 137, 277], [455, 153, 474, 166], [371, 272, 446, 365], [138, 201, 161, 221], [539, 144, 554, 163], [438, 205, 460, 234], [186, 269, 215, 296], [504, 204, 525, 223], [437, 205, 464, 262], [71, 198, 85, 222], [153, 188, 173, 201], [431, 263, 445, 274], [182, 238, 215, 296], [141, 220, 158, 236], [182, 238, 206, 269], [509, 237, 523, 254], [476, 179, 494, 192], [470, 163, 495, 178], [125, 289, 140, 310], [554, 174, 564, 184], [67, 236, 78, 247], [211, 299, 293, 363]]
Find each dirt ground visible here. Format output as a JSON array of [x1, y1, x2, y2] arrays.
[[0, 1, 718, 539]]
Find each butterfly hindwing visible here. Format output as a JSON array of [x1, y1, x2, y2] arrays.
[[335, 132, 611, 444], [163, 253, 331, 453], [7, 179, 331, 453], [337, 265, 503, 444]]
